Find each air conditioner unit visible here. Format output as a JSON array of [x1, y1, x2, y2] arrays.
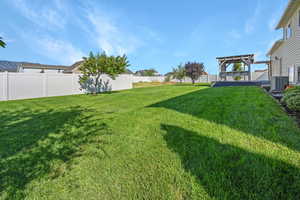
[[271, 76, 289, 91]]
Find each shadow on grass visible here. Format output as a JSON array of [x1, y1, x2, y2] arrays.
[[0, 107, 109, 199], [162, 124, 300, 199], [150, 87, 300, 152]]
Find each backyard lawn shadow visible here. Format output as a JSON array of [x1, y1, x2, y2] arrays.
[[0, 107, 109, 199], [161, 124, 300, 199], [150, 87, 300, 152]]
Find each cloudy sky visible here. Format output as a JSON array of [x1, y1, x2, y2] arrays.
[[0, 0, 287, 74]]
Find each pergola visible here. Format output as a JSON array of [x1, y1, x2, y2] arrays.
[[216, 54, 272, 81], [216, 54, 254, 81]]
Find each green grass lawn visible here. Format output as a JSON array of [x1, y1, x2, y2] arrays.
[[1, 85, 300, 200]]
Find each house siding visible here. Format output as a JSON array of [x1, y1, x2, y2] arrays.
[[271, 7, 300, 83]]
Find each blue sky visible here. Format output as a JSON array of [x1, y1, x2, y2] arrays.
[[0, 0, 287, 74]]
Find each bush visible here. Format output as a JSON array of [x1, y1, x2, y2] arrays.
[[282, 90, 300, 105], [284, 86, 300, 94], [282, 86, 300, 108], [286, 95, 300, 112]]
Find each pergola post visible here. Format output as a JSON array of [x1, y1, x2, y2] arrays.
[[248, 63, 251, 81]]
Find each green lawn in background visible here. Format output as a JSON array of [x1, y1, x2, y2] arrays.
[[1, 85, 300, 200]]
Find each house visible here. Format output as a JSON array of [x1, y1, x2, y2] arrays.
[[267, 0, 300, 84], [0, 60, 70, 73]]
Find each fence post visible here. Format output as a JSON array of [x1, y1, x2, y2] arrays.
[[3, 71, 9, 100], [72, 73, 76, 94], [43, 73, 48, 97]]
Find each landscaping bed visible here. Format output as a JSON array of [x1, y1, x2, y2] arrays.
[[276, 86, 300, 127], [1, 85, 300, 199]]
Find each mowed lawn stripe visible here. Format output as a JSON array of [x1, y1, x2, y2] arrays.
[[1, 85, 300, 200]]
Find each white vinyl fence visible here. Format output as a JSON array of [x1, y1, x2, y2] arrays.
[[176, 75, 218, 83], [132, 75, 217, 83], [132, 76, 166, 83], [0, 72, 133, 101]]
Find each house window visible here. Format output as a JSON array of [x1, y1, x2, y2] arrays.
[[289, 66, 295, 83], [287, 24, 292, 39], [298, 67, 300, 82], [299, 10, 300, 26], [279, 58, 283, 76]]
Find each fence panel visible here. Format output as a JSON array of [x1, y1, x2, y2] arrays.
[[0, 73, 133, 101], [8, 73, 44, 100], [0, 73, 6, 101]]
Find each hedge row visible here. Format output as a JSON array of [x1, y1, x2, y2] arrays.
[[282, 86, 300, 112]]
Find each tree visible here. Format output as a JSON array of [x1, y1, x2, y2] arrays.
[[0, 37, 6, 48], [172, 64, 186, 83], [184, 62, 205, 84], [144, 69, 157, 76], [232, 62, 242, 81], [79, 52, 129, 94], [135, 68, 158, 76]]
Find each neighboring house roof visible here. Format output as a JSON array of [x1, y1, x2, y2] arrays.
[[0, 61, 22, 72], [267, 39, 284, 56], [64, 60, 84, 73], [124, 69, 134, 74], [276, 0, 300, 29], [21, 62, 70, 70], [0, 60, 71, 72]]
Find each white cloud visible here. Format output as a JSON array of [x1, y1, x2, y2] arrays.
[[268, 1, 287, 31], [36, 37, 85, 65], [228, 30, 241, 39], [140, 26, 164, 43], [86, 10, 143, 55], [0, 32, 15, 43], [11, 0, 67, 29], [254, 51, 263, 60], [268, 18, 277, 31], [245, 1, 262, 34], [267, 35, 282, 50]]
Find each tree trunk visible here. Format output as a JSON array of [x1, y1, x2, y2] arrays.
[[94, 75, 101, 94], [192, 79, 195, 84]]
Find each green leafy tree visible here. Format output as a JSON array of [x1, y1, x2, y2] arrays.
[[79, 52, 129, 94], [233, 62, 243, 81], [172, 64, 186, 83], [0, 37, 6, 48], [184, 62, 205, 84], [135, 68, 158, 76]]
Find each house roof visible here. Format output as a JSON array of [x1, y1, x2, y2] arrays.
[[267, 39, 284, 56], [0, 60, 71, 72], [21, 62, 70, 70], [63, 60, 84, 73], [0, 61, 22, 72], [276, 0, 300, 29]]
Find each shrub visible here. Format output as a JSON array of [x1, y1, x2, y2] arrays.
[[282, 90, 300, 105], [284, 86, 300, 94], [286, 95, 300, 112]]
